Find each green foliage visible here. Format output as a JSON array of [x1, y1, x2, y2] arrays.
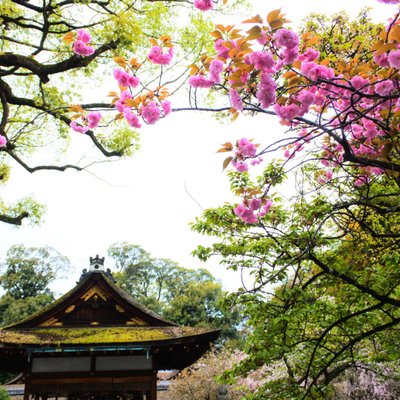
[[194, 166, 400, 398], [0, 386, 10, 400], [0, 245, 70, 325], [0, 293, 54, 327]]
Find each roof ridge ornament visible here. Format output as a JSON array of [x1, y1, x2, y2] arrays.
[[89, 255, 105, 271], [78, 255, 116, 282]]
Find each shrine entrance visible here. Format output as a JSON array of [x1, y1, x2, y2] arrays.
[[0, 257, 220, 400]]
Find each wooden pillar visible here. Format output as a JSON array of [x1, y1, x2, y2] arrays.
[[23, 374, 31, 400], [150, 370, 157, 400]]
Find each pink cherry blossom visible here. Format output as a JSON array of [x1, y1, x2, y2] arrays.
[[214, 39, 230, 59], [274, 103, 301, 121], [234, 162, 249, 172], [115, 90, 133, 112], [350, 76, 369, 90], [87, 112, 102, 129], [148, 46, 174, 65], [73, 40, 95, 57], [375, 81, 394, 96], [123, 109, 142, 129], [256, 73, 277, 109], [76, 29, 91, 44], [388, 49, 400, 69], [241, 208, 258, 224], [250, 157, 263, 166], [141, 102, 161, 124], [275, 29, 299, 49], [194, 0, 213, 11], [301, 62, 334, 81], [378, 0, 399, 4], [70, 121, 89, 133], [373, 52, 390, 67], [354, 176, 368, 187], [234, 204, 246, 217], [238, 138, 257, 158], [229, 89, 243, 111], [161, 100, 172, 115], [209, 59, 224, 84], [281, 46, 299, 64], [248, 51, 274, 71], [249, 198, 262, 210], [298, 48, 319, 62], [259, 199, 273, 216], [113, 68, 140, 88], [0, 135, 7, 147], [188, 75, 214, 88]]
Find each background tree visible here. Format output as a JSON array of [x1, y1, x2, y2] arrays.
[[0, 244, 70, 325], [108, 242, 243, 341]]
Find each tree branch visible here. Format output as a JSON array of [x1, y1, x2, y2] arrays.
[[0, 212, 29, 226]]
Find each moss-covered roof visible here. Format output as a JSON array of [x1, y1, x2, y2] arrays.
[[0, 326, 216, 346]]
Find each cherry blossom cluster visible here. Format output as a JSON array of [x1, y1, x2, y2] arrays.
[[187, 2, 400, 223], [231, 138, 261, 172], [194, 0, 213, 11], [0, 135, 6, 148], [234, 198, 273, 224], [70, 111, 102, 134], [69, 35, 174, 133], [148, 46, 174, 65], [72, 29, 95, 57]]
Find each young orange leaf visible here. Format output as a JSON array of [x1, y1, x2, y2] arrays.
[[217, 147, 232, 153], [389, 25, 400, 42], [149, 38, 158, 46], [113, 56, 126, 68], [267, 9, 282, 25], [130, 58, 142, 69], [269, 18, 285, 31], [242, 15, 263, 24], [210, 30, 223, 40], [222, 156, 233, 170], [69, 105, 84, 113], [125, 99, 135, 107], [375, 43, 397, 56], [222, 142, 233, 150], [231, 82, 245, 89], [63, 32, 75, 44]]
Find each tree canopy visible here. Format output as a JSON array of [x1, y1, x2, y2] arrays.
[[0, 244, 70, 325]]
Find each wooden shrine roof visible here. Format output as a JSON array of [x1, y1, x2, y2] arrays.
[[5, 270, 174, 329], [0, 268, 220, 371]]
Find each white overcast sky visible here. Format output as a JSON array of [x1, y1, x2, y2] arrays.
[[0, 0, 396, 294]]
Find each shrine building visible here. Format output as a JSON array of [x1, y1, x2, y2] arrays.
[[0, 256, 220, 400]]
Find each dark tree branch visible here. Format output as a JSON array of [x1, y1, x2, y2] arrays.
[[0, 212, 29, 226], [309, 253, 400, 307], [6, 150, 83, 173], [0, 41, 118, 83]]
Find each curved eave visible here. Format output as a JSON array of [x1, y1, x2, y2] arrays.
[[0, 328, 220, 371]]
